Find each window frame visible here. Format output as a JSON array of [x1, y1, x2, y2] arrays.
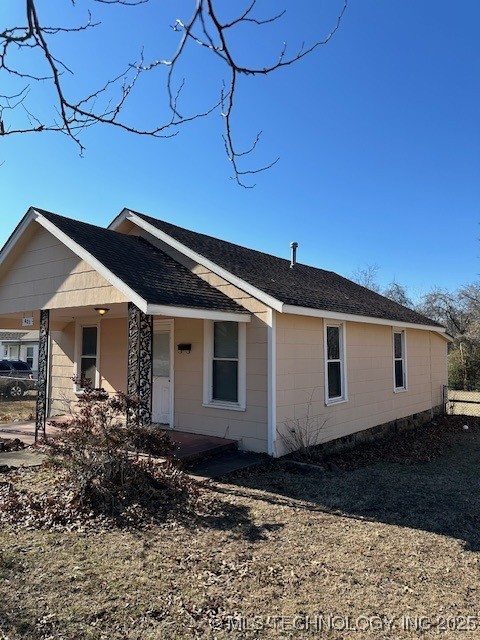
[[393, 329, 407, 392], [203, 320, 246, 411], [25, 346, 34, 369], [324, 321, 348, 405], [74, 320, 101, 392]]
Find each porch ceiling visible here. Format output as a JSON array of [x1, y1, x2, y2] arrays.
[[0, 303, 128, 331]]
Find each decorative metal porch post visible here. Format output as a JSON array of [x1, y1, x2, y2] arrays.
[[127, 302, 153, 427], [35, 309, 50, 442]]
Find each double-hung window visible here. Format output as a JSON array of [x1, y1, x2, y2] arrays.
[[393, 330, 407, 391], [26, 346, 34, 369], [79, 325, 99, 388], [204, 320, 246, 409], [324, 323, 347, 404]]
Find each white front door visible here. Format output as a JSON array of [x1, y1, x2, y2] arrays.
[[152, 328, 172, 425], [7, 345, 19, 360]]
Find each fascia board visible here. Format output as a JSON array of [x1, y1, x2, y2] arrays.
[[34, 211, 148, 313], [282, 304, 448, 336], [146, 305, 251, 322], [108, 208, 130, 231], [125, 211, 283, 313]]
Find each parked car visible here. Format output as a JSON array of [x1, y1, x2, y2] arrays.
[[0, 359, 36, 399]]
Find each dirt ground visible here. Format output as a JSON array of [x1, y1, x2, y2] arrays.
[[0, 416, 479, 639]]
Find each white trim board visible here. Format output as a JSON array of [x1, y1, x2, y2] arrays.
[[282, 304, 449, 336], [267, 308, 277, 457], [5, 208, 447, 338], [0, 207, 38, 271], [147, 305, 250, 322]]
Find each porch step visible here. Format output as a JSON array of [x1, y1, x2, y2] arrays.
[[168, 430, 237, 464], [187, 450, 265, 480]]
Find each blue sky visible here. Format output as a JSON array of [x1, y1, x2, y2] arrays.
[[1, 0, 479, 301]]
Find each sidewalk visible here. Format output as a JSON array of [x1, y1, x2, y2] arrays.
[[0, 420, 37, 446], [0, 419, 53, 468], [0, 419, 59, 446], [0, 449, 45, 469]]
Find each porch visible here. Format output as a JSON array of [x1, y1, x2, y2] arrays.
[[0, 298, 254, 444], [0, 210, 269, 454], [0, 418, 237, 462]]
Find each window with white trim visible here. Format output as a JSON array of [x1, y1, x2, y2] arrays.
[[325, 323, 346, 403], [204, 320, 246, 409], [393, 330, 407, 391], [26, 346, 34, 369], [80, 326, 98, 388]]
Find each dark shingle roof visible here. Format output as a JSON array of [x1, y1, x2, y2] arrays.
[[131, 211, 442, 328], [35, 210, 248, 314]]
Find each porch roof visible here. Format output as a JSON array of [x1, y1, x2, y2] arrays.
[[34, 210, 250, 318]]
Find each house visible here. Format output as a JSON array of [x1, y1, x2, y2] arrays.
[[0, 207, 449, 456], [0, 330, 39, 375]]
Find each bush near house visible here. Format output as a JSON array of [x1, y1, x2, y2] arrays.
[[6, 386, 202, 526]]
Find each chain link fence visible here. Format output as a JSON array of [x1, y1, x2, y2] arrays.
[[444, 386, 480, 417]]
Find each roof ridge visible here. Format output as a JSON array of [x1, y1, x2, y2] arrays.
[[129, 209, 313, 268], [35, 208, 131, 238], [126, 209, 442, 329]]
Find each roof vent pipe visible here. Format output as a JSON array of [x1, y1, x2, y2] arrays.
[[290, 241, 298, 268]]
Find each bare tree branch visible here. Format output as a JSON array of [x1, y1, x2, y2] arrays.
[[0, 0, 349, 185]]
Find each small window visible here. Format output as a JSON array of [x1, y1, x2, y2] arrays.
[[80, 326, 98, 387], [26, 347, 34, 369], [325, 323, 347, 403], [393, 330, 407, 391]]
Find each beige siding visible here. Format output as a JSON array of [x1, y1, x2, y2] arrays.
[[49, 317, 127, 416], [275, 314, 448, 456], [0, 225, 127, 314], [134, 229, 270, 452], [100, 318, 127, 395], [173, 314, 269, 453], [49, 323, 76, 415]]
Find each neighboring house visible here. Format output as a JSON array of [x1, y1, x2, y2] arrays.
[[0, 330, 39, 375], [0, 207, 449, 456]]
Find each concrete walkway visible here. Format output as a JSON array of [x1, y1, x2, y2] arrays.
[[0, 450, 45, 469], [0, 419, 60, 446]]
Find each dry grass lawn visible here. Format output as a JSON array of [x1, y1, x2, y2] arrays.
[[0, 394, 36, 423], [1, 418, 480, 639]]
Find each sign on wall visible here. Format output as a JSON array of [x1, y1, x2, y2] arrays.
[[22, 317, 34, 327]]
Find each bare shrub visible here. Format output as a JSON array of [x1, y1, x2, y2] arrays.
[[279, 395, 328, 461], [45, 385, 193, 522]]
